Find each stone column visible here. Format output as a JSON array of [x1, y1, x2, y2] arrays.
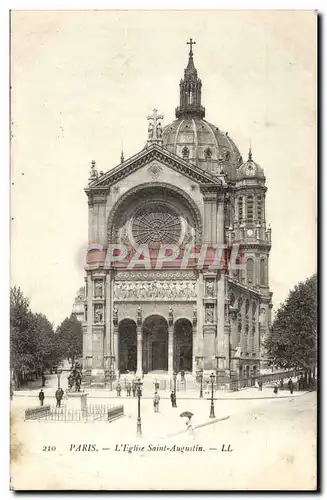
[[192, 306, 197, 376], [84, 273, 93, 385], [216, 271, 225, 371], [200, 186, 218, 244], [197, 272, 204, 370], [112, 306, 119, 378], [104, 272, 112, 385], [217, 193, 225, 244], [168, 316, 174, 374], [136, 307, 143, 377]]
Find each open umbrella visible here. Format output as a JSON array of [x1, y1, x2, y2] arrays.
[[180, 411, 193, 418]]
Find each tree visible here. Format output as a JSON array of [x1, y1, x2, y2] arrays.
[[10, 286, 38, 387], [56, 315, 83, 368], [10, 286, 60, 387], [265, 274, 317, 381]]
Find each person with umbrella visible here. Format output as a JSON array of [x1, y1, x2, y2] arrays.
[[180, 411, 194, 435]]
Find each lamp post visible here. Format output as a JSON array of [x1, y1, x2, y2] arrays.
[[209, 372, 215, 418], [199, 369, 203, 398], [136, 378, 143, 437], [173, 371, 177, 397], [57, 368, 62, 389]]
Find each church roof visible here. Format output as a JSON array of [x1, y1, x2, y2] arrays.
[[86, 143, 223, 191]]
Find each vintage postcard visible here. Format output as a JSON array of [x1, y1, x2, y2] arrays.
[[10, 10, 317, 491]]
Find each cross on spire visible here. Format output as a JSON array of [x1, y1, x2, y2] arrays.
[[187, 38, 196, 56]]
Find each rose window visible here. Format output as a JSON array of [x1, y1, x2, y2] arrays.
[[132, 209, 181, 245]]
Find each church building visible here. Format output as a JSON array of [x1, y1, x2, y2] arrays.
[[82, 40, 273, 386]]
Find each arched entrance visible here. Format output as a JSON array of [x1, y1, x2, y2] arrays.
[[118, 319, 137, 374], [142, 315, 168, 373], [173, 318, 193, 372]]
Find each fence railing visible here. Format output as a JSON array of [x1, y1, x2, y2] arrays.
[[25, 405, 51, 420], [29, 404, 124, 422]]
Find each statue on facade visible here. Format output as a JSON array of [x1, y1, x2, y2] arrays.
[[168, 306, 174, 326], [206, 279, 215, 297], [137, 306, 142, 326], [157, 122, 163, 138], [193, 305, 197, 326], [95, 280, 103, 298], [205, 305, 214, 324], [148, 122, 154, 139], [94, 306, 103, 323], [113, 307, 118, 326]]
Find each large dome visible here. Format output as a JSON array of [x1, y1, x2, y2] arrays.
[[160, 42, 243, 180], [162, 117, 242, 180]]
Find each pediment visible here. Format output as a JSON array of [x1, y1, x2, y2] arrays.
[[86, 144, 221, 191]]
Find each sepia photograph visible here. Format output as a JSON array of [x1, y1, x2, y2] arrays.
[[9, 9, 317, 491]]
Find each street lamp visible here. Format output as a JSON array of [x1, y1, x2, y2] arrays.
[[57, 368, 62, 389], [136, 378, 143, 437], [209, 372, 215, 418], [173, 371, 177, 398], [199, 369, 203, 398]]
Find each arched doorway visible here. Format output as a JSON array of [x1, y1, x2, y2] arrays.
[[118, 319, 137, 374], [174, 318, 193, 372], [142, 315, 168, 373]]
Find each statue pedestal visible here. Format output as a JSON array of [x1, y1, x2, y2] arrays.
[[67, 392, 89, 411]]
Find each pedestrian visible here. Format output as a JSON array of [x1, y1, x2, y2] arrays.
[[287, 378, 294, 395], [186, 416, 193, 434], [132, 381, 136, 397], [116, 382, 121, 397], [273, 383, 278, 395], [279, 379, 284, 390], [126, 382, 131, 397], [180, 370, 185, 383], [55, 388, 62, 407], [41, 373, 46, 387], [170, 391, 177, 408], [258, 380, 263, 391], [153, 392, 160, 413], [155, 381, 159, 391], [38, 389, 45, 406]]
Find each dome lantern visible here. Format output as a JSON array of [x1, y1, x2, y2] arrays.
[[175, 39, 205, 119]]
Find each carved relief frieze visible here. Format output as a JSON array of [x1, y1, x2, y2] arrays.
[[115, 270, 197, 281], [114, 280, 196, 301]]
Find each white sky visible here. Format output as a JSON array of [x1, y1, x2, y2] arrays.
[[10, 10, 316, 326]]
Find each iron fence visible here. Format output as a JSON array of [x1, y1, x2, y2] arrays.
[[30, 404, 124, 422]]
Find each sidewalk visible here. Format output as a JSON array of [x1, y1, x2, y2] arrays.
[[13, 385, 308, 401]]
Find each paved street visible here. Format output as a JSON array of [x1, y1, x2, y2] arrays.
[[11, 373, 316, 490]]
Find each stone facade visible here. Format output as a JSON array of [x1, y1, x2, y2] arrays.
[[82, 42, 273, 386]]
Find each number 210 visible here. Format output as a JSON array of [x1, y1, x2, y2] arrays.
[[42, 445, 56, 452]]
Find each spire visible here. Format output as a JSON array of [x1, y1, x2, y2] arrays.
[[120, 149, 124, 163], [175, 39, 205, 119]]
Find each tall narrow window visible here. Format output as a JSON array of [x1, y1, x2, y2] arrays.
[[238, 197, 243, 220], [237, 297, 243, 344], [252, 303, 257, 336], [246, 195, 254, 222], [246, 258, 254, 284], [260, 258, 266, 286], [257, 195, 263, 220]]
